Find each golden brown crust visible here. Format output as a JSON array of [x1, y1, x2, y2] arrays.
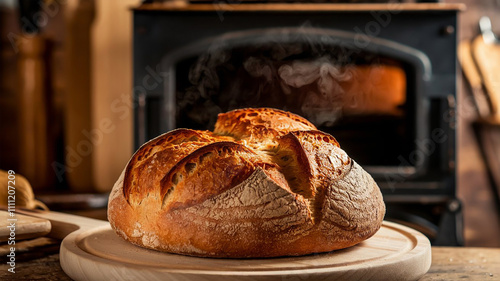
[[214, 107, 317, 148], [123, 129, 234, 207], [108, 108, 385, 258], [274, 130, 352, 225], [160, 141, 257, 211]]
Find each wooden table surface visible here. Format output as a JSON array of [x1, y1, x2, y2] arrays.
[[1, 246, 499, 280], [422, 247, 500, 280]]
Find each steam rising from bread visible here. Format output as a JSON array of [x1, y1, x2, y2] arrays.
[[178, 29, 405, 129]]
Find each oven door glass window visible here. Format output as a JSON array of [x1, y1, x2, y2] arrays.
[[174, 43, 414, 172]]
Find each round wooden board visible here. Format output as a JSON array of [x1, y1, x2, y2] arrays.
[[60, 221, 431, 281]]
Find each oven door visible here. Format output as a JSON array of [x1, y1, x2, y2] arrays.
[[161, 27, 432, 182]]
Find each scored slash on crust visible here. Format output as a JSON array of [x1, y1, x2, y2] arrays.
[[272, 130, 351, 224], [123, 128, 233, 207], [159, 141, 257, 210]]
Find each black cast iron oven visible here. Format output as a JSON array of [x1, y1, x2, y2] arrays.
[[132, 1, 464, 245]]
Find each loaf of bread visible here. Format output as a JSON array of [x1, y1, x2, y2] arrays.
[[108, 108, 385, 258]]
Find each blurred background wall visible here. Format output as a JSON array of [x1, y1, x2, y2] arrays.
[[90, 0, 137, 191], [0, 0, 138, 192]]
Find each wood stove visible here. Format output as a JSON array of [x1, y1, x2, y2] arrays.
[[132, 2, 464, 245]]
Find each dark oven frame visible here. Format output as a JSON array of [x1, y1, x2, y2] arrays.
[[132, 3, 463, 245]]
